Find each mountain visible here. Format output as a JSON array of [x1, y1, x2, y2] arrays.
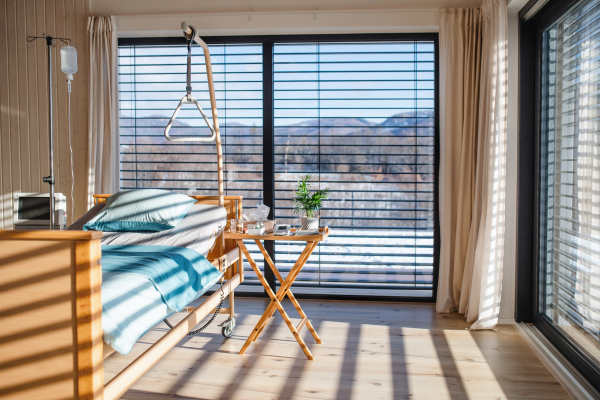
[[124, 109, 435, 144]]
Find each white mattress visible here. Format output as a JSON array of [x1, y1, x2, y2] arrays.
[[69, 203, 227, 257]]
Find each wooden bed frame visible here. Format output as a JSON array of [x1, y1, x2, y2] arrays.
[[0, 195, 243, 400]]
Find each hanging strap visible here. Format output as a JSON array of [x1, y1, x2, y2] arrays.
[[186, 39, 192, 100], [164, 25, 217, 142]]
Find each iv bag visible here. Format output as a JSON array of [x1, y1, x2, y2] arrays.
[[61, 46, 78, 76]]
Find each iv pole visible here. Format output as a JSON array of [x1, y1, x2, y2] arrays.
[[45, 35, 55, 230], [27, 34, 71, 230]]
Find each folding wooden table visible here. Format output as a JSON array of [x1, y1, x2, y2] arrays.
[[224, 227, 331, 360]]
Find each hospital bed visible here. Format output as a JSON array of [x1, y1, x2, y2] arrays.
[[0, 195, 243, 400], [0, 22, 240, 400], [85, 194, 242, 356]]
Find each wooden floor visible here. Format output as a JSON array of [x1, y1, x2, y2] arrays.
[[104, 297, 571, 400]]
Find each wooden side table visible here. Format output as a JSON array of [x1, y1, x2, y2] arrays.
[[224, 227, 331, 360]]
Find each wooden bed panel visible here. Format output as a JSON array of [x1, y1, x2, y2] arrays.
[[74, 239, 104, 400], [0, 231, 103, 400], [0, 239, 75, 399]]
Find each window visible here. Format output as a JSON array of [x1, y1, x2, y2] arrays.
[[273, 41, 436, 297], [539, 0, 600, 368], [118, 43, 263, 207], [118, 34, 438, 299]]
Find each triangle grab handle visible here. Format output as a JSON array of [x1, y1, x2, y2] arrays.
[[164, 96, 217, 142]]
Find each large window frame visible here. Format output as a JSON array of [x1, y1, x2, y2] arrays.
[[118, 33, 440, 302], [517, 0, 600, 391]]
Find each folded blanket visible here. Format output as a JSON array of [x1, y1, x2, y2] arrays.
[[102, 245, 222, 311], [101, 245, 222, 354]]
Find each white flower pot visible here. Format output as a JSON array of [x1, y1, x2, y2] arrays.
[[301, 217, 319, 230]]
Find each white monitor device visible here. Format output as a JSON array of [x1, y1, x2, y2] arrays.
[[13, 193, 67, 230]]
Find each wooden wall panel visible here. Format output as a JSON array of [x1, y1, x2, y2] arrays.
[[16, 0, 30, 193], [55, 0, 66, 202], [36, 0, 49, 196], [0, 0, 89, 229], [26, 0, 40, 194], [74, 0, 89, 220], [0, 0, 12, 230], [7, 1, 22, 212]]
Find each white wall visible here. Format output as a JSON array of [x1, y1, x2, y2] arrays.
[[91, 0, 482, 17], [498, 10, 520, 323], [498, 0, 528, 323], [92, 0, 527, 321], [92, 0, 482, 37], [114, 9, 441, 37]]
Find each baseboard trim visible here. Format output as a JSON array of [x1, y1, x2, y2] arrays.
[[514, 322, 600, 400], [497, 318, 516, 324]]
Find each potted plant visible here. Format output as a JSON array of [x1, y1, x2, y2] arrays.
[[292, 174, 330, 230]]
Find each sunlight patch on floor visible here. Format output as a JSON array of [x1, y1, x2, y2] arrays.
[[447, 329, 507, 399], [104, 299, 570, 400]]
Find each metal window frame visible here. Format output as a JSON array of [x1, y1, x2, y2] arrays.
[[118, 32, 440, 303], [517, 0, 600, 391]]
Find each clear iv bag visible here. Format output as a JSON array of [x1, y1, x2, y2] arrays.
[[61, 45, 77, 76]]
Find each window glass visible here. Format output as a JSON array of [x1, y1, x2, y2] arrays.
[[118, 38, 437, 298], [540, 0, 600, 364], [273, 41, 436, 297], [118, 44, 263, 207], [118, 44, 266, 290]]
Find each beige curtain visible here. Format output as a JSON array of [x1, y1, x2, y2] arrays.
[[87, 16, 119, 207], [437, 0, 508, 329], [437, 7, 482, 315]]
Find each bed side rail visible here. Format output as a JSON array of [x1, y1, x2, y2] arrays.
[[210, 246, 241, 273]]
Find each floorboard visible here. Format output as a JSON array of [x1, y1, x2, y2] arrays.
[[104, 297, 571, 400]]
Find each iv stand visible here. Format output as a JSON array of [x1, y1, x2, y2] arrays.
[[28, 34, 71, 230], [44, 35, 55, 230]]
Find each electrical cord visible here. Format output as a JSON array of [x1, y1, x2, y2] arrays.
[[163, 280, 225, 335]]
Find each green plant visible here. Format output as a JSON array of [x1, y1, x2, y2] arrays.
[[292, 174, 330, 218]]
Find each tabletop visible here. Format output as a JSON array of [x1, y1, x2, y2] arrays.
[[223, 226, 330, 241]]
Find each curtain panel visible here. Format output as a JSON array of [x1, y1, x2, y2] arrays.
[[437, 0, 508, 329], [87, 16, 120, 207]]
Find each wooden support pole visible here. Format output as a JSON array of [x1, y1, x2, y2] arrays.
[[296, 317, 308, 334], [253, 241, 320, 342], [243, 241, 316, 343], [254, 240, 322, 344], [236, 241, 314, 360]]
